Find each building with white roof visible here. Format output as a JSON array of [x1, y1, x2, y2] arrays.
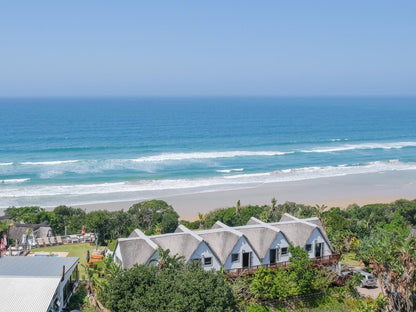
[[0, 256, 79, 312], [114, 213, 338, 273]]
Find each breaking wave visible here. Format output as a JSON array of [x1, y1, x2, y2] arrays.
[[1, 159, 415, 208], [302, 141, 416, 153]]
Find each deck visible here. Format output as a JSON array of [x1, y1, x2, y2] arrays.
[[226, 253, 340, 278]]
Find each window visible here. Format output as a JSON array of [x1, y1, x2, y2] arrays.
[[305, 244, 312, 252], [281, 247, 288, 255], [231, 253, 239, 262], [204, 257, 212, 265]]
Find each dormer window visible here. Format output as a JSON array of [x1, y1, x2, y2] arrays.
[[305, 244, 312, 252], [204, 257, 212, 265]]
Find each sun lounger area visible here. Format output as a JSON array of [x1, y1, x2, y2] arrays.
[[35, 233, 96, 248]]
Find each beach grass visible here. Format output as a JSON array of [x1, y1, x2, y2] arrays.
[[32, 243, 98, 279]]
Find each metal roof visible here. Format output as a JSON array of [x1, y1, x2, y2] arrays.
[[0, 277, 61, 312], [0, 256, 79, 277]]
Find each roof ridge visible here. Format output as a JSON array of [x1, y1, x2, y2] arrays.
[[212, 221, 243, 237], [122, 231, 158, 250], [176, 224, 203, 242]]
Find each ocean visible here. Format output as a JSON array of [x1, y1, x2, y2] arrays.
[[1, 96, 416, 208]]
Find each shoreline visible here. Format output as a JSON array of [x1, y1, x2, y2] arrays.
[[70, 170, 416, 220]]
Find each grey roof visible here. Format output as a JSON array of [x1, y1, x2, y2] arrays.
[[128, 228, 145, 238], [150, 232, 201, 262], [0, 277, 62, 312], [8, 226, 31, 241], [279, 213, 298, 222], [117, 237, 157, 269], [235, 224, 284, 260], [116, 213, 335, 268], [272, 221, 316, 248], [8, 221, 52, 241], [303, 217, 324, 228], [197, 227, 242, 264], [0, 256, 78, 277]]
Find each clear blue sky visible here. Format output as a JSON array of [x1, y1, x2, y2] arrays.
[[1, 1, 415, 96]]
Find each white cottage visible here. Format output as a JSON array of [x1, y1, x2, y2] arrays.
[[197, 221, 261, 271], [236, 217, 291, 265], [114, 213, 338, 272]]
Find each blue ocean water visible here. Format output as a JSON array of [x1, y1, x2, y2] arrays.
[[0, 96, 416, 208]]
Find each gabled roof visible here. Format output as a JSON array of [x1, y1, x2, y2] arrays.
[[116, 236, 158, 269], [303, 216, 324, 228], [279, 213, 298, 222], [271, 221, 316, 248], [196, 222, 243, 264], [150, 232, 202, 262], [271, 214, 334, 252], [235, 220, 286, 260], [8, 221, 52, 240]]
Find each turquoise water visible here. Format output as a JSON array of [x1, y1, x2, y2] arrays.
[[0, 96, 415, 207]]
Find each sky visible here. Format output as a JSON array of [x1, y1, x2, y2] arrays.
[[0, 1, 415, 97]]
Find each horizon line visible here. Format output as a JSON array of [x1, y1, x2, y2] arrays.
[[1, 94, 415, 99]]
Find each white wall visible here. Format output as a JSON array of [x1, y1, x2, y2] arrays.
[[223, 237, 261, 270], [262, 232, 290, 265], [306, 228, 331, 257], [189, 241, 221, 271], [113, 244, 122, 267]]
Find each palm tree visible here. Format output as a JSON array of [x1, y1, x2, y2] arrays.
[[236, 200, 241, 217], [269, 197, 277, 221], [154, 223, 163, 235], [198, 212, 206, 229], [315, 204, 328, 231], [150, 247, 185, 271]]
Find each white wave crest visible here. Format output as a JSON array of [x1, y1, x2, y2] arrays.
[[131, 151, 291, 162], [21, 160, 80, 166], [1, 178, 30, 184], [302, 141, 416, 153], [0, 162, 13, 166], [216, 168, 244, 173]]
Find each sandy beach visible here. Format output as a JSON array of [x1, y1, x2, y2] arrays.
[[72, 170, 416, 221]]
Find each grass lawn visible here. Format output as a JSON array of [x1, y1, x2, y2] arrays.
[[32, 243, 99, 279], [341, 252, 362, 267]]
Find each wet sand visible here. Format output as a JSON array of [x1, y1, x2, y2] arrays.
[[73, 170, 416, 220]]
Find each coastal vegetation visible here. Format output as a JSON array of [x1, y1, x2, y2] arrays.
[[2, 198, 416, 311]]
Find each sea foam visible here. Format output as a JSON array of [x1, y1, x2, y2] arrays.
[[131, 151, 291, 162], [301, 141, 416, 153], [21, 160, 80, 166], [1, 160, 415, 208]]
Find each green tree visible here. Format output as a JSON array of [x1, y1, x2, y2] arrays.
[[106, 262, 236, 312], [85, 210, 111, 243], [128, 200, 179, 234], [356, 229, 416, 312], [250, 246, 332, 301]]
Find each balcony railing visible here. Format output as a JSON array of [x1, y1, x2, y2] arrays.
[[226, 253, 340, 278]]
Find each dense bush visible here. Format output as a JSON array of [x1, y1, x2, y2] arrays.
[[106, 264, 236, 312]]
